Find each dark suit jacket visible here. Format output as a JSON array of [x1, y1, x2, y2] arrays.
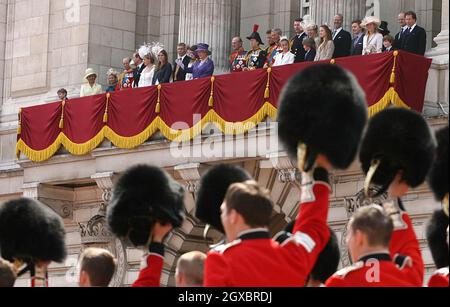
[[304, 49, 316, 62], [133, 64, 146, 87], [350, 34, 364, 56], [152, 63, 173, 85], [402, 25, 427, 55], [290, 33, 308, 63], [173, 55, 192, 82], [332, 29, 352, 58], [394, 28, 407, 50]]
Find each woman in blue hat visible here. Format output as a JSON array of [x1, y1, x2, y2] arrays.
[[175, 43, 214, 80]]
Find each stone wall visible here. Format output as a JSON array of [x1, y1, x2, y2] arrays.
[[0, 0, 6, 108]]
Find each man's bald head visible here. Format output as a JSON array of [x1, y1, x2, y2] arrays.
[[175, 252, 206, 287]]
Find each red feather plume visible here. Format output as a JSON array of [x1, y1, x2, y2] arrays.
[[253, 24, 259, 33]]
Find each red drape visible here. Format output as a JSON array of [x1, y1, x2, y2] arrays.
[[16, 51, 432, 162]]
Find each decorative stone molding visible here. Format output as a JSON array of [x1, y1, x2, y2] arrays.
[[175, 163, 201, 195], [91, 172, 117, 203], [262, 152, 299, 184]]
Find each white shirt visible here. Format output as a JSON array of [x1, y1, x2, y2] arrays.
[[363, 32, 383, 55], [333, 27, 343, 40], [138, 65, 155, 87], [273, 51, 295, 67]]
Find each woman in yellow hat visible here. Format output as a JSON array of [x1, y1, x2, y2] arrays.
[[80, 68, 102, 97]]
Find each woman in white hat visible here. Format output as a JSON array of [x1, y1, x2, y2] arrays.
[[362, 16, 383, 55], [80, 68, 102, 97]]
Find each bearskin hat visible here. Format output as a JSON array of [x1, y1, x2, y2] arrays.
[[0, 198, 66, 263], [107, 165, 185, 247], [310, 228, 341, 284], [360, 108, 435, 192], [196, 164, 252, 233], [429, 126, 449, 202], [426, 210, 449, 269], [277, 64, 368, 171]]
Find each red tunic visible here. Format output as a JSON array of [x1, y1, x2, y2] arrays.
[[132, 243, 165, 287], [204, 169, 331, 287], [428, 268, 449, 288], [326, 210, 424, 287]]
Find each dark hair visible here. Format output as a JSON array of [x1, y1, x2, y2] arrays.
[[266, 30, 272, 35], [225, 181, 273, 228], [302, 38, 316, 49], [156, 50, 169, 71], [294, 18, 303, 23], [0, 259, 16, 287], [310, 229, 341, 283], [350, 206, 393, 247], [80, 248, 117, 287], [57, 88, 67, 95], [352, 19, 362, 26], [383, 35, 394, 43], [405, 11, 417, 20]]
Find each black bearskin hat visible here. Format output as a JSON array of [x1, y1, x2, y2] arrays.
[[310, 228, 341, 284], [360, 108, 435, 192], [0, 198, 66, 263], [426, 210, 449, 269], [107, 165, 185, 247], [429, 126, 449, 202], [196, 164, 252, 233], [278, 64, 368, 171]]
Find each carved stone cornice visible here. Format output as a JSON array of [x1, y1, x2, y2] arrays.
[[261, 152, 299, 183], [175, 163, 201, 194]]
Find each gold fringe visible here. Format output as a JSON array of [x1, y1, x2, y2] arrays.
[[156, 84, 162, 114], [390, 51, 399, 84], [59, 100, 66, 129], [264, 68, 271, 99], [17, 88, 411, 162], [209, 77, 215, 108], [103, 93, 111, 123]]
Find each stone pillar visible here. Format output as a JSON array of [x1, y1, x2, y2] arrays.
[[179, 0, 241, 74], [0, 0, 6, 109], [424, 0, 449, 116], [308, 0, 367, 30], [159, 0, 180, 64]]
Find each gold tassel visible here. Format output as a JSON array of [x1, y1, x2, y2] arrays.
[[103, 93, 111, 124], [390, 51, 399, 84], [209, 77, 215, 108], [59, 100, 66, 129], [155, 85, 162, 114], [264, 68, 271, 99], [17, 108, 22, 135]]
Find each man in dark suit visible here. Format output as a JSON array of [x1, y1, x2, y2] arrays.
[[350, 19, 365, 56], [290, 18, 308, 63], [133, 52, 146, 87], [332, 14, 352, 58], [402, 11, 427, 55], [394, 12, 408, 50], [173, 43, 191, 82]]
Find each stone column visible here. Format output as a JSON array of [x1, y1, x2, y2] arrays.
[[179, 0, 241, 74], [308, 0, 367, 30], [0, 0, 7, 109], [424, 0, 449, 116]]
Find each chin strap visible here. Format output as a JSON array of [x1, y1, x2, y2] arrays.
[[443, 194, 449, 217], [297, 143, 318, 173], [364, 159, 381, 198]]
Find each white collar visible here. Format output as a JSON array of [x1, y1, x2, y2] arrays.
[[297, 31, 305, 37], [402, 25, 408, 31], [178, 54, 187, 61], [410, 23, 417, 31], [334, 27, 343, 33]]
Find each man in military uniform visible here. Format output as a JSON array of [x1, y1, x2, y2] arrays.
[[327, 108, 436, 287], [290, 18, 307, 63], [426, 126, 449, 288], [266, 28, 283, 66], [243, 25, 267, 71], [229, 37, 247, 73]]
